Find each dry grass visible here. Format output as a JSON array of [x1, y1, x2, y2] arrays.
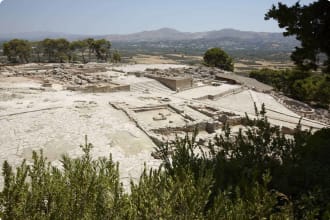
[[128, 54, 294, 73], [131, 54, 179, 64], [235, 59, 294, 74]]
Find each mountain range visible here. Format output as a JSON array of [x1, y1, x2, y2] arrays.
[[0, 28, 298, 60], [105, 28, 291, 42], [0, 31, 89, 41], [0, 28, 295, 43]]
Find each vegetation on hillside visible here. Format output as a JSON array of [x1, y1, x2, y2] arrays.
[[250, 68, 330, 107], [2, 38, 118, 64], [1, 110, 329, 219]]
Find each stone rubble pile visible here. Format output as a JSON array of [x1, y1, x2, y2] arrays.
[[0, 63, 115, 87]]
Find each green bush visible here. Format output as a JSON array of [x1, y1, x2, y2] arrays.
[[250, 68, 330, 107], [1, 113, 329, 219]]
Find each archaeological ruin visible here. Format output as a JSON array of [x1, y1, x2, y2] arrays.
[[0, 63, 329, 187]]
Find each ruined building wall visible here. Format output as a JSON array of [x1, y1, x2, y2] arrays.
[[174, 78, 193, 91], [146, 75, 193, 91], [68, 84, 130, 93]]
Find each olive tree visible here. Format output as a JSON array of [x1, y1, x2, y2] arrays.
[[203, 47, 234, 71], [3, 39, 31, 63]]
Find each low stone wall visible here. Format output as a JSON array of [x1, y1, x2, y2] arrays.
[[281, 126, 296, 135], [188, 105, 217, 117], [146, 75, 193, 91], [132, 105, 168, 113], [151, 121, 222, 135], [211, 87, 244, 100], [195, 87, 245, 101], [174, 77, 193, 91], [214, 75, 237, 84], [215, 73, 273, 92], [218, 115, 242, 126], [67, 84, 130, 93]]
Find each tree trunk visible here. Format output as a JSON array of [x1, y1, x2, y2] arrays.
[[82, 51, 86, 63]]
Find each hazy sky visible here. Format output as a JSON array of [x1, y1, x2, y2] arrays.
[[0, 0, 316, 35]]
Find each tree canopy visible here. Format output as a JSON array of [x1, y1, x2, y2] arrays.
[[265, 0, 330, 73], [112, 50, 121, 63], [203, 47, 234, 71], [3, 39, 31, 63], [93, 39, 111, 62], [70, 40, 88, 63], [2, 38, 116, 64]]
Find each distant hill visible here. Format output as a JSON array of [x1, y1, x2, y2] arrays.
[[105, 28, 295, 43], [0, 31, 90, 41], [106, 28, 298, 59], [0, 28, 298, 61], [105, 28, 196, 42], [0, 28, 296, 43], [104, 28, 298, 61]]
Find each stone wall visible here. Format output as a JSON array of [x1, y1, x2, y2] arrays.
[[195, 87, 245, 101], [146, 75, 193, 91], [173, 78, 193, 91], [67, 84, 130, 93], [214, 75, 237, 84]]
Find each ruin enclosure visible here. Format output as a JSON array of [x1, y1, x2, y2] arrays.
[[0, 63, 328, 188]]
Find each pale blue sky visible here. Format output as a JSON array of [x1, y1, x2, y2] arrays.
[[0, 0, 316, 35]]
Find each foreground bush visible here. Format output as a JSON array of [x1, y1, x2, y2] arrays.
[[0, 138, 130, 219], [1, 111, 329, 219]]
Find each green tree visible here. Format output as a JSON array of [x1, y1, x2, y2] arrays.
[[93, 39, 111, 62], [84, 38, 95, 62], [41, 38, 56, 62], [112, 50, 121, 63], [70, 40, 88, 63], [265, 0, 330, 73], [315, 76, 330, 105], [203, 47, 234, 71], [31, 41, 44, 63], [292, 75, 324, 101], [41, 38, 70, 63], [3, 39, 31, 63], [53, 38, 70, 63]]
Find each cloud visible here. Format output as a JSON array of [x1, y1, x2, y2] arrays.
[[0, 0, 4, 4]]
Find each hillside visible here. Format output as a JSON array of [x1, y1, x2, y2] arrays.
[[0, 28, 298, 61], [105, 28, 295, 43]]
